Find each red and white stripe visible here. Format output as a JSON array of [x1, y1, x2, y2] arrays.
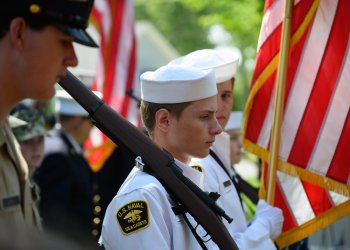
[[85, 0, 138, 170], [244, 0, 350, 244], [91, 0, 138, 125]]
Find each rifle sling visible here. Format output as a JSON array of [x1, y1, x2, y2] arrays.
[[182, 212, 210, 250], [143, 165, 209, 250], [209, 150, 259, 205]]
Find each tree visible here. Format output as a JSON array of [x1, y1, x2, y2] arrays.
[[135, 0, 264, 110]]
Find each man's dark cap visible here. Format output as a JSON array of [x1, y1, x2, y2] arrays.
[[4, 0, 98, 48]]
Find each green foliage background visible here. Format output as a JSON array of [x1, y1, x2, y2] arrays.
[[135, 0, 264, 111]]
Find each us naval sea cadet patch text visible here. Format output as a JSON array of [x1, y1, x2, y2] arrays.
[[116, 200, 150, 235]]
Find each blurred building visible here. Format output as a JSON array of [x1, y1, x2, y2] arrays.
[[67, 21, 180, 89]]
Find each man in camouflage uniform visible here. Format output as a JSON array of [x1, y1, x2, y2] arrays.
[[11, 104, 47, 178], [0, 0, 97, 231]]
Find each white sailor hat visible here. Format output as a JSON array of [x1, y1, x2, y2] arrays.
[[169, 49, 239, 84], [225, 111, 243, 131], [55, 89, 102, 116], [141, 64, 217, 104]]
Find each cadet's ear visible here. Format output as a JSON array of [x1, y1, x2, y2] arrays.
[[9, 17, 27, 50], [155, 109, 170, 132]]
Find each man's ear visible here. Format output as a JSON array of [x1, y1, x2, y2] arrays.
[[155, 109, 170, 132], [9, 17, 27, 50]]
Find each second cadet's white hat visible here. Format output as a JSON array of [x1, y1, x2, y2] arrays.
[[55, 89, 102, 117], [169, 49, 239, 84], [225, 111, 243, 131], [141, 64, 217, 104]]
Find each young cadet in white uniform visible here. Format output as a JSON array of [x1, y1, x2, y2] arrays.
[[99, 65, 223, 249], [225, 111, 244, 166], [170, 49, 284, 249], [225, 111, 258, 219]]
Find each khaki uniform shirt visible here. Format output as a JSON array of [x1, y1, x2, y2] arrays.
[[0, 120, 41, 229]]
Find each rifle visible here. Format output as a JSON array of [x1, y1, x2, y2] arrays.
[[58, 71, 239, 250]]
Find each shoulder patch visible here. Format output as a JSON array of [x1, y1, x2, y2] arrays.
[[116, 200, 150, 235]]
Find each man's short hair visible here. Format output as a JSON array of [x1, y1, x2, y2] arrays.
[[140, 101, 192, 135]]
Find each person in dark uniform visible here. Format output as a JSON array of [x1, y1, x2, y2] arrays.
[[10, 103, 47, 179], [34, 90, 101, 248], [96, 145, 136, 227]]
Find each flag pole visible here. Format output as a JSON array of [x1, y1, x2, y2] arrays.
[[266, 0, 293, 205]]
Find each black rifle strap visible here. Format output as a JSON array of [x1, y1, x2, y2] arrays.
[[209, 150, 259, 204], [209, 150, 244, 208], [231, 167, 259, 204], [175, 204, 209, 250], [142, 165, 209, 250]]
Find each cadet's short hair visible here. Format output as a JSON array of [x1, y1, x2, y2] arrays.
[[140, 100, 192, 135]]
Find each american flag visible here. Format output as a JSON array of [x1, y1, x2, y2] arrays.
[[86, 0, 139, 172], [243, 0, 350, 247]]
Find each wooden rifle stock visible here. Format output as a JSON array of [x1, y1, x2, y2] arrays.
[[58, 71, 238, 250]]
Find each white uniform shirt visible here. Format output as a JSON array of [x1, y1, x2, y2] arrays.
[[194, 132, 277, 250], [99, 159, 219, 250]]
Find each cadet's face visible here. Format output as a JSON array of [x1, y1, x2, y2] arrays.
[[227, 128, 242, 165], [19, 136, 45, 176], [216, 80, 234, 129], [167, 96, 222, 163], [17, 22, 78, 101], [79, 117, 94, 144], [72, 116, 93, 145]]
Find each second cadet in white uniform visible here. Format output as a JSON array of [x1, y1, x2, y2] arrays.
[[171, 49, 284, 250], [99, 65, 224, 249]]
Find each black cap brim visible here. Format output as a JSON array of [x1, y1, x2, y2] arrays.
[[56, 25, 99, 48]]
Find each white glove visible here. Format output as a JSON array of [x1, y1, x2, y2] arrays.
[[253, 200, 284, 239]]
